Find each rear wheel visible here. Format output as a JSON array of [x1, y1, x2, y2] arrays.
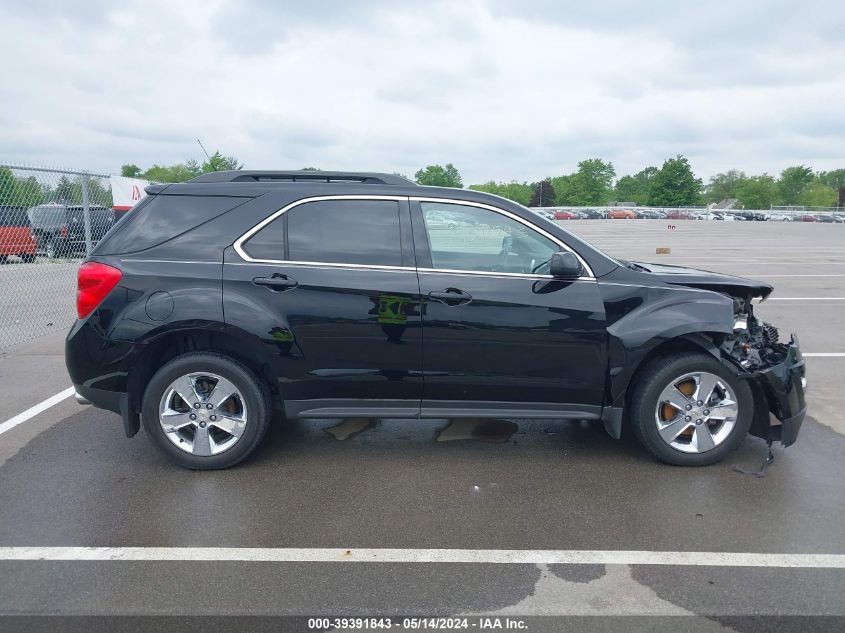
[[629, 353, 753, 466], [142, 352, 271, 469], [20, 253, 36, 263]]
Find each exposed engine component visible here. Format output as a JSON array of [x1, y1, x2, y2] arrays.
[[721, 299, 788, 370]]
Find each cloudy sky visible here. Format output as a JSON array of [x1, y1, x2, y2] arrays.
[[1, 0, 843, 183]]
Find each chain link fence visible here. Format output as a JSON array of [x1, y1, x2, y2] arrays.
[[0, 164, 117, 349]]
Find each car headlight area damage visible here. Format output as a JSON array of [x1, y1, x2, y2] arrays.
[[720, 294, 807, 446]]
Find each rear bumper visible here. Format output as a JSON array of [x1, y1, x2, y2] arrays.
[[751, 335, 807, 447], [73, 383, 140, 438], [66, 323, 143, 438]]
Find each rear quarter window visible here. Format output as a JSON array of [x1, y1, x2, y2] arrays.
[[94, 195, 249, 255]]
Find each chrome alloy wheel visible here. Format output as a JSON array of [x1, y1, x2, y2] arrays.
[[654, 371, 738, 454], [158, 372, 248, 456]]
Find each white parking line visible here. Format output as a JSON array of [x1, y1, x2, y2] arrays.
[[0, 387, 75, 437], [0, 547, 842, 568], [803, 353, 845, 357], [767, 298, 845, 301]]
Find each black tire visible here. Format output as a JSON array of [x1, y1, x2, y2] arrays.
[[628, 353, 753, 466], [142, 352, 272, 469], [0, 255, 7, 265], [44, 238, 56, 259], [20, 253, 36, 263]]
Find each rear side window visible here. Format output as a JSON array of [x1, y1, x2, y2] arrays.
[[94, 195, 247, 255], [243, 199, 402, 266]]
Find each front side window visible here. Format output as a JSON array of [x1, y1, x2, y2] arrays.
[[420, 202, 557, 274], [244, 199, 403, 267]]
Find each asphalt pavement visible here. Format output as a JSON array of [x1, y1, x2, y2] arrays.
[[0, 220, 842, 630]]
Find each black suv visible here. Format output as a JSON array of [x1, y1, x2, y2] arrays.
[[65, 171, 807, 469]]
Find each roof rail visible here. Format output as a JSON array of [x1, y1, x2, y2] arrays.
[[188, 170, 415, 186]]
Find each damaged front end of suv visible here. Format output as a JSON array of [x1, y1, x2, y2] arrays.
[[632, 261, 809, 448], [719, 292, 807, 446]]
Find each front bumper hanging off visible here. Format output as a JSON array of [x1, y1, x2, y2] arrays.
[[748, 335, 807, 446]]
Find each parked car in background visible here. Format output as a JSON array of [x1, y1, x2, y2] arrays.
[[813, 214, 836, 223], [554, 210, 579, 220], [0, 205, 38, 264], [608, 208, 636, 219], [768, 213, 793, 222], [531, 209, 556, 221], [665, 210, 694, 220], [695, 212, 723, 221], [798, 215, 817, 222], [735, 211, 768, 221], [637, 209, 663, 219], [579, 208, 606, 219], [28, 203, 115, 257], [65, 169, 806, 469], [832, 214, 845, 223]]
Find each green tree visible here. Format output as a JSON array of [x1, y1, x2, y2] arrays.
[[0, 168, 17, 205], [567, 158, 615, 205], [734, 174, 777, 209], [648, 155, 702, 206], [705, 169, 746, 204], [121, 164, 142, 178], [469, 181, 533, 206], [414, 163, 463, 188], [14, 176, 44, 207], [141, 160, 202, 183], [54, 175, 75, 203], [613, 166, 657, 205], [817, 169, 845, 191], [529, 178, 556, 207], [776, 165, 814, 205], [551, 174, 574, 205], [800, 181, 838, 207], [202, 151, 242, 173]]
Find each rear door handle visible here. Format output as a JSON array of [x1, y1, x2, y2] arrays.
[[252, 275, 298, 291], [427, 288, 472, 306]]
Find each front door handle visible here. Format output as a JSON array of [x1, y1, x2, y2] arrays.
[[252, 274, 298, 291], [428, 288, 472, 306]]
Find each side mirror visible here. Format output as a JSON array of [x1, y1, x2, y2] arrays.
[[549, 251, 583, 279]]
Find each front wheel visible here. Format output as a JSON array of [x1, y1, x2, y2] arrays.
[[142, 352, 272, 469], [628, 353, 753, 466]]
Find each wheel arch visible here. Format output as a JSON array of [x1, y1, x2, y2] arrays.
[[621, 332, 726, 405], [126, 326, 281, 423]]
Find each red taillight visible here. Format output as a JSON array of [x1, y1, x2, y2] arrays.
[[77, 262, 122, 319], [60, 224, 69, 238]]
